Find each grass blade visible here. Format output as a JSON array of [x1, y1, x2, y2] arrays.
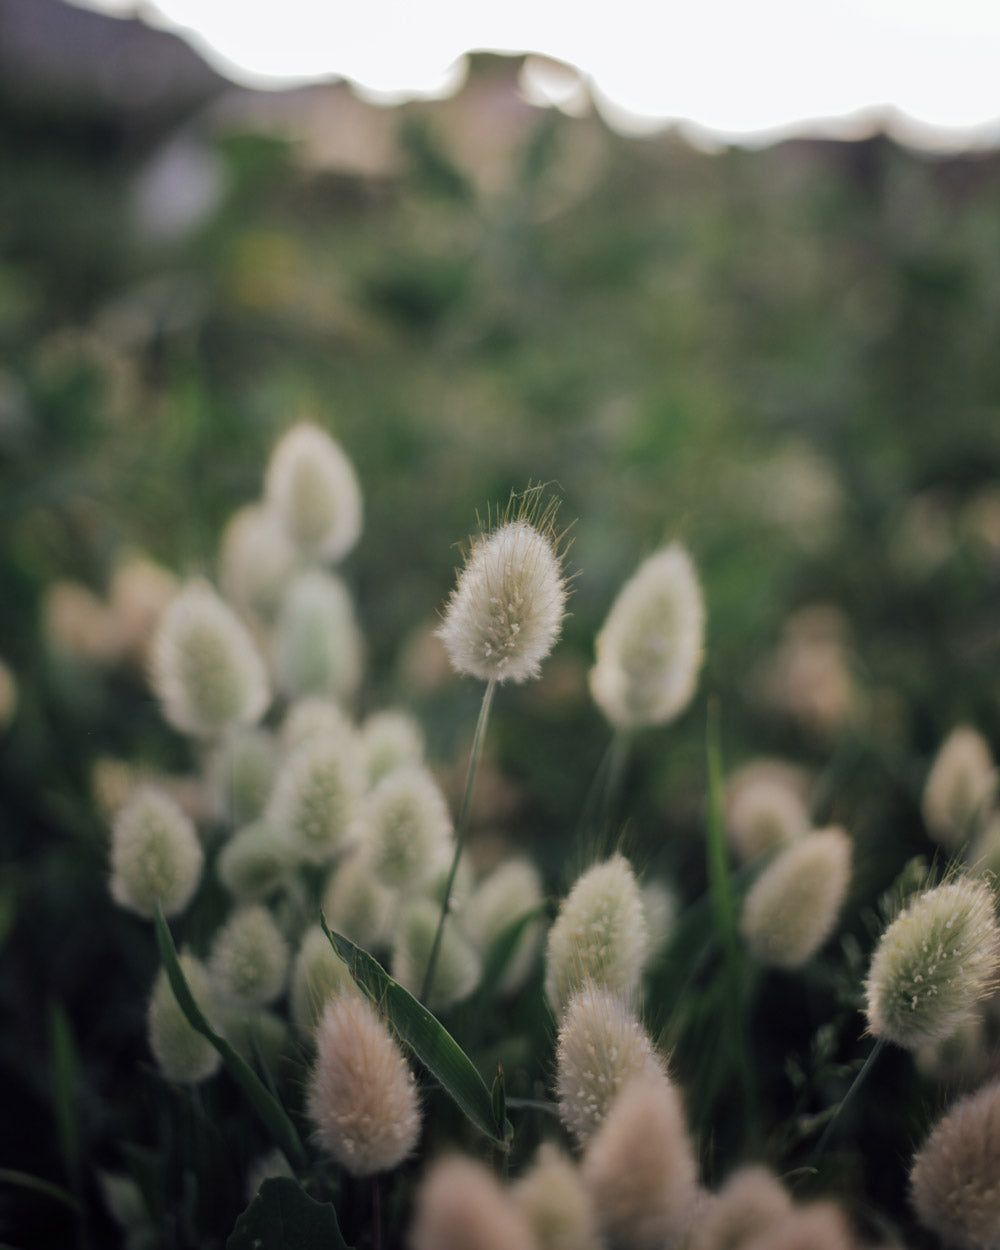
[[0, 1168, 82, 1213], [153, 904, 307, 1170], [320, 916, 509, 1149]]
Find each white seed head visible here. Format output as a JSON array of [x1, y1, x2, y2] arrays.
[[359, 708, 425, 787], [911, 1078, 1000, 1249], [555, 983, 661, 1144], [147, 954, 221, 1084], [580, 1066, 700, 1250], [109, 785, 204, 919], [274, 569, 364, 703], [151, 580, 269, 737], [687, 1165, 791, 1250], [307, 994, 420, 1176], [437, 495, 568, 686], [465, 857, 545, 996], [360, 765, 453, 892], [511, 1142, 601, 1250], [208, 904, 290, 1008], [641, 879, 678, 964], [216, 819, 290, 900], [410, 1155, 537, 1250], [280, 695, 357, 755], [208, 727, 278, 826], [266, 734, 362, 866], [218, 503, 298, 618], [289, 925, 357, 1036], [739, 1201, 856, 1250], [219, 1006, 290, 1070], [322, 848, 396, 952], [545, 854, 649, 1016], [922, 726, 997, 852], [740, 828, 852, 970], [724, 759, 811, 863], [589, 543, 705, 731], [265, 422, 362, 562], [865, 876, 1000, 1050], [392, 897, 481, 1010]]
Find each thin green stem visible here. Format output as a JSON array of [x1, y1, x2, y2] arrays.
[[812, 1038, 886, 1162], [421, 677, 497, 1004]]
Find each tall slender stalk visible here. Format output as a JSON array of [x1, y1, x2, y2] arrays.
[[813, 1038, 886, 1161], [421, 677, 497, 1003]]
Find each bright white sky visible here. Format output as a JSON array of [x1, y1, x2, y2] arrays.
[[76, 0, 1000, 147]]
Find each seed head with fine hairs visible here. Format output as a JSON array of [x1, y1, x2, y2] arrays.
[[864, 875, 1000, 1050], [308, 994, 421, 1177], [264, 422, 362, 563], [409, 1155, 537, 1250], [437, 488, 569, 686], [109, 784, 204, 919]]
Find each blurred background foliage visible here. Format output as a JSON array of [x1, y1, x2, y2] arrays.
[[2, 3, 1000, 1245]]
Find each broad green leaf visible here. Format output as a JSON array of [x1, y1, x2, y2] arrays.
[[320, 916, 509, 1149], [227, 1178, 350, 1250], [153, 905, 307, 1170]]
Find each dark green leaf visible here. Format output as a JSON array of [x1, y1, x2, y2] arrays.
[[48, 1000, 80, 1192], [153, 904, 307, 1170], [0, 1168, 81, 1213], [226, 1178, 350, 1250], [320, 917, 508, 1149]]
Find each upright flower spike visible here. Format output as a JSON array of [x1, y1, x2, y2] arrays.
[[589, 543, 705, 731], [740, 828, 852, 970], [265, 733, 362, 866], [208, 904, 290, 1009], [511, 1143, 601, 1250], [544, 854, 649, 1016], [273, 569, 364, 702], [864, 876, 1000, 1050], [360, 764, 454, 893], [151, 580, 269, 738], [410, 1155, 537, 1250], [437, 489, 569, 686], [688, 1165, 792, 1250], [307, 994, 421, 1177], [147, 953, 221, 1084], [264, 422, 362, 563], [922, 725, 996, 852], [910, 1078, 1000, 1250], [109, 785, 204, 919]]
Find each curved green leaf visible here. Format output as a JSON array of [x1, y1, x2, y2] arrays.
[[227, 1178, 350, 1250], [320, 915, 508, 1149], [154, 905, 307, 1170]]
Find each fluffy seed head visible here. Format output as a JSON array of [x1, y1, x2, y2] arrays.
[[589, 543, 705, 731], [739, 1202, 856, 1250], [360, 708, 425, 787], [265, 422, 362, 562], [307, 994, 420, 1176], [910, 1078, 1000, 1249], [725, 759, 811, 863], [687, 1165, 791, 1250], [289, 925, 357, 1036], [410, 1155, 538, 1250], [266, 734, 362, 866], [322, 849, 396, 952], [580, 1067, 700, 1250], [437, 491, 568, 686], [740, 828, 852, 969], [392, 897, 481, 1010], [216, 819, 290, 900], [109, 785, 204, 919], [208, 727, 278, 826], [208, 904, 290, 1008], [511, 1143, 601, 1250], [642, 879, 678, 964], [555, 983, 661, 1143], [151, 580, 269, 737], [465, 857, 545, 996], [274, 569, 364, 702], [865, 876, 1000, 1050], [922, 725, 996, 852], [280, 696, 356, 755], [218, 503, 297, 618], [360, 765, 454, 892], [147, 953, 221, 1084], [545, 854, 649, 1016]]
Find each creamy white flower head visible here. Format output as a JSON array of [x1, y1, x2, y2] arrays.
[[265, 422, 362, 563], [589, 543, 705, 731], [218, 503, 298, 618], [437, 490, 569, 686], [109, 785, 204, 919], [308, 994, 420, 1177], [511, 1142, 601, 1250], [922, 725, 996, 852], [151, 580, 269, 737], [725, 758, 812, 863], [274, 569, 364, 702], [147, 953, 221, 1084], [208, 904, 290, 1008]]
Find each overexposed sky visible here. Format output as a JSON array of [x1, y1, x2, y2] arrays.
[[74, 0, 1000, 147]]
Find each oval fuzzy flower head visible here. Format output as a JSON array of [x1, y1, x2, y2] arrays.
[[264, 422, 362, 563], [740, 828, 852, 970], [151, 580, 269, 738], [109, 785, 204, 919], [437, 489, 569, 686], [589, 543, 705, 732], [910, 1078, 1000, 1250], [864, 876, 1000, 1051], [545, 853, 649, 1016], [922, 725, 997, 853], [307, 993, 421, 1177]]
